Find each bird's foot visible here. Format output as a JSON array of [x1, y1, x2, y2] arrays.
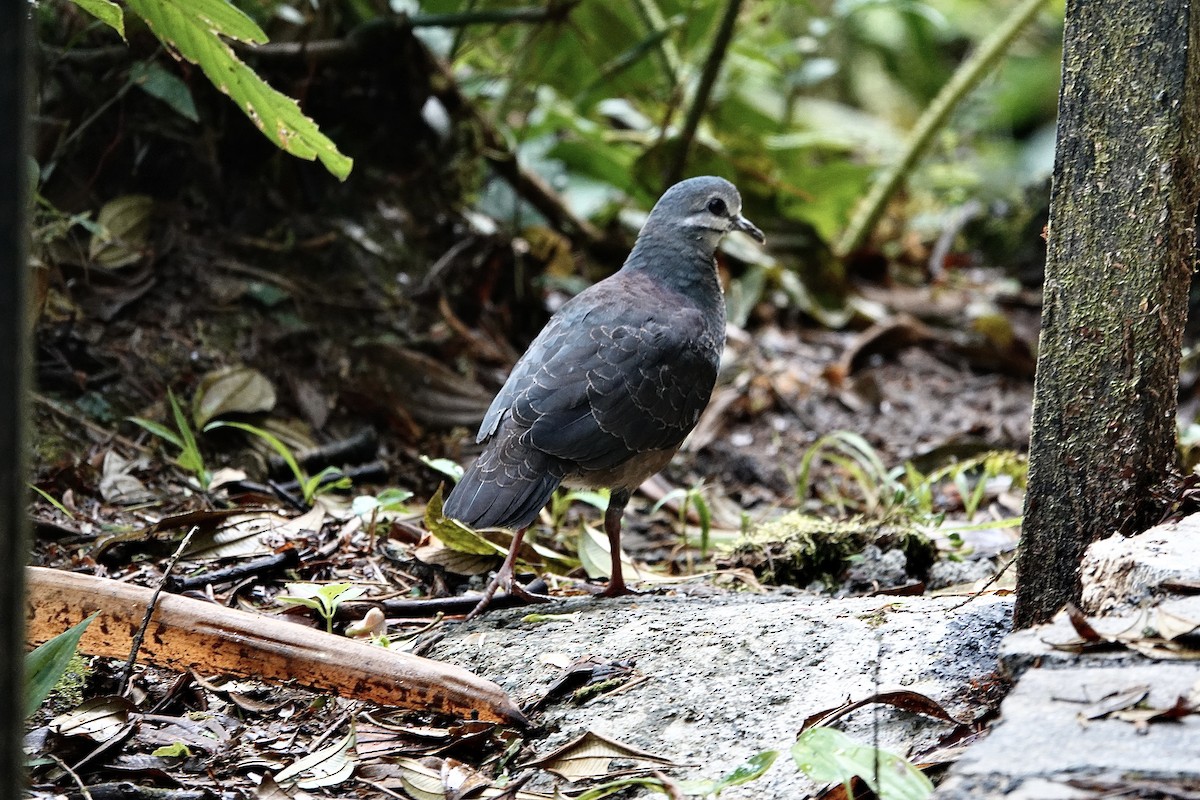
[[463, 566, 550, 622], [599, 577, 637, 598], [567, 577, 640, 597]]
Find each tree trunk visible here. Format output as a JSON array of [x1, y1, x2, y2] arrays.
[[0, 4, 31, 795], [1015, 1, 1200, 628]]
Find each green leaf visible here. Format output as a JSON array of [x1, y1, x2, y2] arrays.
[[680, 749, 779, 796], [127, 417, 184, 450], [26, 613, 97, 717], [205, 420, 302, 485], [168, 389, 207, 486], [130, 61, 199, 122], [30, 484, 75, 518], [152, 742, 192, 758], [424, 485, 507, 556], [791, 727, 932, 800], [420, 456, 464, 484], [71, 0, 126, 39], [123, 0, 353, 180]]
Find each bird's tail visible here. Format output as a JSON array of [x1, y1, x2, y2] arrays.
[[443, 445, 564, 531]]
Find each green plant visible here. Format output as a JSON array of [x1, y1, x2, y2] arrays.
[[652, 481, 714, 558], [420, 455, 465, 484], [792, 726, 932, 799], [26, 613, 97, 717], [205, 420, 352, 505], [129, 389, 211, 490], [796, 432, 1026, 531], [550, 487, 610, 533], [676, 728, 931, 799], [679, 750, 779, 797], [29, 484, 74, 518], [64, 0, 351, 179], [276, 583, 367, 634], [796, 431, 896, 514], [352, 488, 415, 538]]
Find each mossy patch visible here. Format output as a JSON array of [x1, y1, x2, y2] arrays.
[[720, 512, 936, 589]]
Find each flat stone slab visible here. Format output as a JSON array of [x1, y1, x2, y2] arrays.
[[934, 663, 1200, 799], [432, 591, 1011, 799], [1081, 514, 1200, 614]]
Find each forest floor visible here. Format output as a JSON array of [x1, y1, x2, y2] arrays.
[[24, 196, 1047, 798]]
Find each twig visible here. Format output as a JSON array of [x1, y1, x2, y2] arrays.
[[835, 0, 1048, 256], [118, 525, 199, 696], [46, 753, 92, 800], [267, 427, 379, 478], [339, 577, 550, 619], [166, 548, 300, 592], [947, 552, 1018, 612], [664, 0, 746, 186]]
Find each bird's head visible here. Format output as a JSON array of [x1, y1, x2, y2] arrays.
[[643, 176, 766, 249]]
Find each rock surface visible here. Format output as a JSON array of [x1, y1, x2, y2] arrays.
[[934, 664, 1200, 799], [432, 590, 1012, 798], [934, 514, 1200, 799]]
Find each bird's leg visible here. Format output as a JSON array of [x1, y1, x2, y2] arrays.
[[464, 526, 548, 621], [600, 489, 635, 597]]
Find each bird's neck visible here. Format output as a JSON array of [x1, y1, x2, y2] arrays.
[[623, 233, 723, 304]]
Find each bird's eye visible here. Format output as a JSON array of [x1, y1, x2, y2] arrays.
[[706, 197, 728, 216]]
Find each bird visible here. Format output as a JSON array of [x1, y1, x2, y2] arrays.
[[443, 176, 764, 619]]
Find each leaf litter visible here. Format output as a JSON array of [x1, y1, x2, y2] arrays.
[[25, 39, 1040, 796]]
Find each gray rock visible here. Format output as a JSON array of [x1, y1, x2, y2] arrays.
[[934, 664, 1200, 799], [432, 591, 1011, 798], [1080, 514, 1200, 614]]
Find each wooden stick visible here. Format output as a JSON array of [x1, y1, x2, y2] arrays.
[[25, 567, 526, 725]]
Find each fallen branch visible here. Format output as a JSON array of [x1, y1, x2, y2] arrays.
[[26, 567, 526, 725]]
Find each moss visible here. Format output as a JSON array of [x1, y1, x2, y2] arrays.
[[45, 653, 92, 712], [720, 511, 936, 589]]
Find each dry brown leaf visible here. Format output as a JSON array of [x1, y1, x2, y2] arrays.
[[183, 504, 325, 560], [1079, 685, 1150, 721], [98, 450, 152, 504], [193, 365, 278, 427], [274, 723, 357, 789], [523, 729, 678, 781], [51, 696, 135, 743]]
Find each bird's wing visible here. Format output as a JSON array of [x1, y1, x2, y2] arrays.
[[510, 308, 720, 470], [476, 308, 577, 443]]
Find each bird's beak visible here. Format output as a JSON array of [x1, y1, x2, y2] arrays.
[[734, 214, 766, 244]]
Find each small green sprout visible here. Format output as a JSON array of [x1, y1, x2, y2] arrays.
[[276, 582, 367, 634]]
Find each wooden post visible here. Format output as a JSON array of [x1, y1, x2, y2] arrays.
[[1015, 1, 1200, 627], [0, 1, 31, 792]]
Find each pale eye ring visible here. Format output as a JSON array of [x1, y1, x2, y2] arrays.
[[706, 197, 728, 216]]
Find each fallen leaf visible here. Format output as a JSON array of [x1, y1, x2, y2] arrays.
[[98, 450, 152, 504], [89, 195, 154, 268], [193, 365, 278, 427], [801, 689, 965, 732], [274, 722, 356, 789], [1078, 685, 1150, 721], [51, 696, 135, 743], [523, 729, 678, 781]]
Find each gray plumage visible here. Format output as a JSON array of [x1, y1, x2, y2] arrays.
[[444, 176, 763, 607]]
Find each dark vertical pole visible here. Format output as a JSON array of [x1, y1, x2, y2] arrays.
[[0, 0, 32, 792], [1015, 1, 1200, 627]]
